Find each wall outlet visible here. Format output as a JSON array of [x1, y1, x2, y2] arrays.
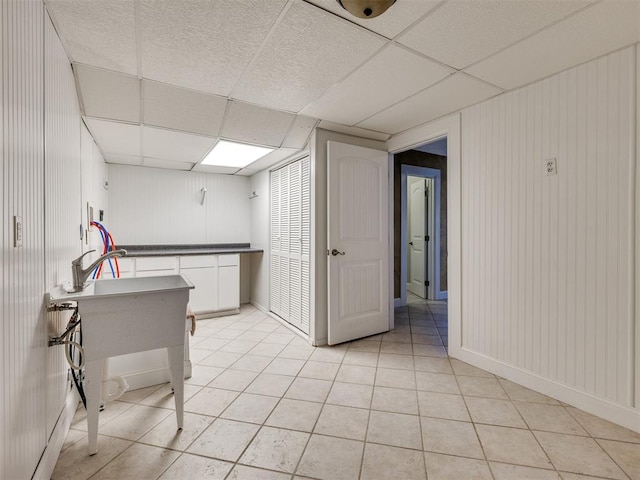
[[545, 158, 557, 176]]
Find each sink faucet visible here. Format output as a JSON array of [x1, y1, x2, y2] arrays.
[[71, 249, 127, 291]]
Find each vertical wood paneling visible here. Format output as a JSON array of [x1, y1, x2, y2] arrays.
[[461, 46, 635, 407], [1, 1, 46, 478], [44, 12, 82, 441]]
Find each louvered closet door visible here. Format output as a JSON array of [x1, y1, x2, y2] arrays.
[[270, 157, 310, 334]]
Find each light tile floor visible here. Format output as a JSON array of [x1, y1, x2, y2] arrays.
[[54, 301, 640, 480]]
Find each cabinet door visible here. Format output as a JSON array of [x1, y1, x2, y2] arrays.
[[218, 266, 239, 310], [180, 268, 218, 313]]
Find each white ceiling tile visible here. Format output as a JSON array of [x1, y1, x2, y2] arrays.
[[46, 0, 137, 74], [301, 44, 453, 125], [242, 148, 300, 172], [304, 0, 441, 39], [398, 0, 595, 69], [282, 115, 318, 149], [232, 0, 386, 112], [464, 0, 640, 90], [221, 101, 295, 147], [139, 0, 288, 96], [142, 157, 194, 171], [318, 120, 391, 140], [357, 73, 503, 134], [192, 164, 240, 175], [103, 153, 142, 166], [84, 118, 141, 156], [143, 80, 227, 137], [142, 126, 215, 163], [75, 64, 140, 123]]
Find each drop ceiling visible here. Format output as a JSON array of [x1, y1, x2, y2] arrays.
[[45, 0, 640, 174]]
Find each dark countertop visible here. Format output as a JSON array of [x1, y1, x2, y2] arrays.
[[119, 243, 264, 257]]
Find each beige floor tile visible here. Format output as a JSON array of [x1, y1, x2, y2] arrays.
[[184, 387, 239, 416], [450, 359, 495, 377], [265, 398, 322, 432], [118, 384, 164, 404], [458, 376, 509, 399], [299, 360, 340, 381], [139, 411, 214, 451], [465, 397, 527, 428], [382, 331, 412, 343], [90, 444, 180, 480], [51, 435, 132, 480], [498, 379, 561, 405], [211, 328, 244, 340], [220, 340, 260, 354], [377, 353, 415, 370], [476, 424, 552, 469], [412, 344, 447, 357], [230, 354, 274, 373], [371, 386, 419, 415], [411, 326, 439, 335], [158, 453, 233, 479], [296, 434, 364, 480], [514, 402, 587, 435], [367, 410, 422, 449], [566, 407, 640, 443], [199, 351, 243, 368], [361, 443, 426, 480], [285, 377, 333, 403], [240, 426, 310, 473], [236, 331, 269, 343], [421, 418, 484, 459], [425, 452, 492, 480], [413, 356, 453, 374], [184, 365, 226, 386], [417, 391, 470, 421], [314, 404, 370, 440], [559, 473, 610, 480], [262, 333, 296, 345], [535, 431, 626, 479], [100, 404, 173, 441], [139, 383, 202, 409], [597, 439, 640, 479], [348, 339, 381, 352], [192, 337, 232, 351], [60, 428, 85, 453], [412, 334, 442, 345], [245, 373, 294, 397], [375, 368, 417, 389], [326, 382, 374, 409], [335, 364, 376, 385], [490, 462, 560, 479], [342, 350, 379, 367], [248, 342, 286, 357], [227, 465, 291, 480], [278, 345, 314, 360], [263, 357, 305, 376], [308, 346, 348, 363], [187, 418, 259, 461], [191, 347, 218, 364], [415, 371, 460, 394], [208, 369, 260, 391], [220, 393, 279, 424], [70, 400, 134, 432], [380, 342, 414, 355]]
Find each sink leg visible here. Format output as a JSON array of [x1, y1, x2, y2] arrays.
[[84, 360, 104, 455], [167, 345, 184, 430]]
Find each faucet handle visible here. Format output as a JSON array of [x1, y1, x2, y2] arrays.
[[72, 249, 96, 266]]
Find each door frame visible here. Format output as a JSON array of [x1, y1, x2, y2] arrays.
[[402, 167, 441, 304]]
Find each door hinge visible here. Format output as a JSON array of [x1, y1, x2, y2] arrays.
[[424, 280, 430, 286]]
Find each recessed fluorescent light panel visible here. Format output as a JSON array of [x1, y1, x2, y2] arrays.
[[201, 140, 274, 168]]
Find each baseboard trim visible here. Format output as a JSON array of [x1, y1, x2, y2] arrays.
[[451, 346, 640, 434], [249, 300, 268, 313], [32, 387, 78, 480], [120, 364, 192, 391]]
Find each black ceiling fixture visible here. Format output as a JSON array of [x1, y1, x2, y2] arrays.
[[336, 0, 397, 19]]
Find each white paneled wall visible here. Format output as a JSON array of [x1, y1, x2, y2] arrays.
[[108, 165, 250, 245], [1, 1, 46, 478], [44, 11, 83, 443], [460, 46, 636, 411]]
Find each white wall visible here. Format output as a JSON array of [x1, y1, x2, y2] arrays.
[[1, 3, 95, 478], [108, 165, 251, 245], [454, 45, 639, 429]]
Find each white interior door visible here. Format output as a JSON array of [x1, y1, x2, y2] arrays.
[[327, 141, 389, 345], [408, 177, 426, 298]]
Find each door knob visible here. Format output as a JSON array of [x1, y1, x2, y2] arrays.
[[331, 249, 345, 256]]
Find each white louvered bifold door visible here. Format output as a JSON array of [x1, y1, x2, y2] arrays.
[[270, 157, 310, 334]]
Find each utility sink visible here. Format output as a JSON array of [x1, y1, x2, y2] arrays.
[[49, 275, 194, 455]]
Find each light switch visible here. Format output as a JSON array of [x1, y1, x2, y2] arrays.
[[14, 215, 23, 247]]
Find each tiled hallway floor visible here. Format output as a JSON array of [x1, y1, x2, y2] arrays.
[[54, 302, 640, 480]]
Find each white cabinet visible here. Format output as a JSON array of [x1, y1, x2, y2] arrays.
[[180, 255, 218, 313], [135, 256, 178, 278], [217, 255, 240, 311]]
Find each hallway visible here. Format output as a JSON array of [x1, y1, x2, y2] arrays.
[[53, 303, 640, 479]]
